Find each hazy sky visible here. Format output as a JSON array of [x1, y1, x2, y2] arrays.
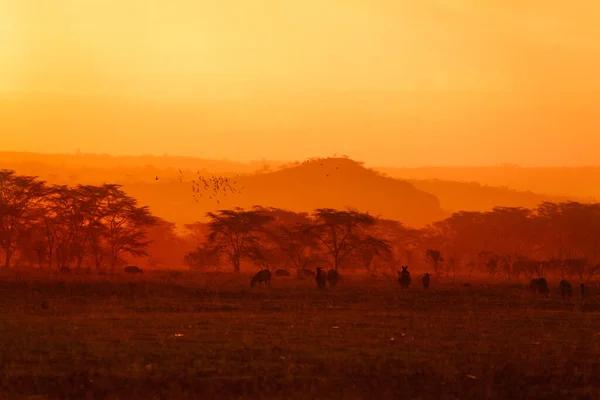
[[1, 0, 599, 166]]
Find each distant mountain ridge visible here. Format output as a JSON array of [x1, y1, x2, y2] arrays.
[[0, 152, 589, 227]]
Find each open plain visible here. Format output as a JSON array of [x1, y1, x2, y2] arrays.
[[0, 270, 599, 400]]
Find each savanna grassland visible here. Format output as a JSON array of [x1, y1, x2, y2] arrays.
[[1, 270, 599, 400]]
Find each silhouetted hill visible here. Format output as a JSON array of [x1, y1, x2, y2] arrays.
[[0, 151, 276, 179], [122, 158, 447, 228], [405, 179, 583, 214], [1, 152, 590, 227], [378, 165, 600, 200]]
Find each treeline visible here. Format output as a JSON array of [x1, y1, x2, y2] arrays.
[[183, 207, 404, 274], [185, 206, 600, 282], [0, 170, 157, 271], [2, 169, 600, 282], [421, 204, 600, 281]]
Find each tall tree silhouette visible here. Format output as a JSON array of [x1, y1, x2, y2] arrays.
[[270, 222, 319, 273], [425, 249, 444, 278], [312, 208, 388, 271], [0, 170, 47, 268], [103, 185, 157, 270], [205, 208, 274, 273]]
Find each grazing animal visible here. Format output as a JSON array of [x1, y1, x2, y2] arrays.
[[559, 280, 572, 299], [397, 266, 411, 289], [251, 269, 271, 289], [298, 268, 316, 280], [168, 270, 184, 279], [124, 266, 143, 274], [315, 268, 327, 290], [529, 278, 539, 292], [274, 269, 291, 277], [581, 283, 590, 298], [530, 277, 550, 297], [327, 269, 340, 288], [422, 273, 431, 290]]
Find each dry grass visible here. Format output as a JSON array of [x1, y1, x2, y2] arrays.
[[0, 269, 599, 399]]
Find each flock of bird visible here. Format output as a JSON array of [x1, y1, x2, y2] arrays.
[[191, 173, 244, 205], [153, 157, 344, 205]]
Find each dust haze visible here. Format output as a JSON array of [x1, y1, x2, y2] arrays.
[[1, 2, 600, 399]]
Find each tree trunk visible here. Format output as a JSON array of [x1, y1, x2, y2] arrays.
[[4, 249, 13, 268], [231, 253, 241, 273]]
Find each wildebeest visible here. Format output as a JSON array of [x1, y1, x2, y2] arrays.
[[251, 269, 271, 289], [327, 269, 340, 288], [529, 278, 539, 292], [397, 266, 411, 289], [316, 267, 327, 290], [581, 283, 590, 298], [274, 269, 291, 277], [298, 268, 316, 280], [422, 273, 430, 290], [559, 280, 572, 299], [124, 266, 143, 274], [168, 270, 184, 279], [530, 277, 549, 297]]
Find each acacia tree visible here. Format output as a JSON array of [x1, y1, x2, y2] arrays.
[[103, 185, 157, 269], [185, 244, 221, 270], [312, 208, 390, 271], [270, 222, 319, 273], [205, 208, 274, 272], [425, 249, 444, 278], [0, 170, 47, 268]]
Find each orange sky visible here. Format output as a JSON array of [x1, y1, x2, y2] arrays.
[[1, 1, 599, 167]]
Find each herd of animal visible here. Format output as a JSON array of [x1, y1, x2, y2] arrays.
[[251, 266, 596, 298], [70, 264, 595, 299], [249, 265, 432, 291], [530, 277, 593, 299], [249, 267, 341, 289]]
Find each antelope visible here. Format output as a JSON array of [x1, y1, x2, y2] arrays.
[[422, 273, 430, 290], [316, 268, 327, 290], [559, 280, 572, 299], [251, 269, 272, 289], [124, 266, 143, 274], [397, 266, 411, 290], [327, 270, 340, 288]]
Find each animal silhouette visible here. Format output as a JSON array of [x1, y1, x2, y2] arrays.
[[581, 283, 590, 298], [251, 269, 271, 289], [298, 268, 316, 280], [559, 280, 572, 299], [316, 267, 327, 290], [124, 266, 143, 274], [422, 273, 430, 290], [327, 269, 340, 288], [397, 266, 411, 289], [530, 277, 549, 297]]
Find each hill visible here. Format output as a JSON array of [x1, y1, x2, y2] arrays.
[[0, 152, 589, 227], [122, 157, 447, 228], [378, 165, 600, 200], [405, 178, 583, 214]]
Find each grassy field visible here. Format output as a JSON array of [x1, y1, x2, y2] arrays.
[[0, 270, 599, 400]]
